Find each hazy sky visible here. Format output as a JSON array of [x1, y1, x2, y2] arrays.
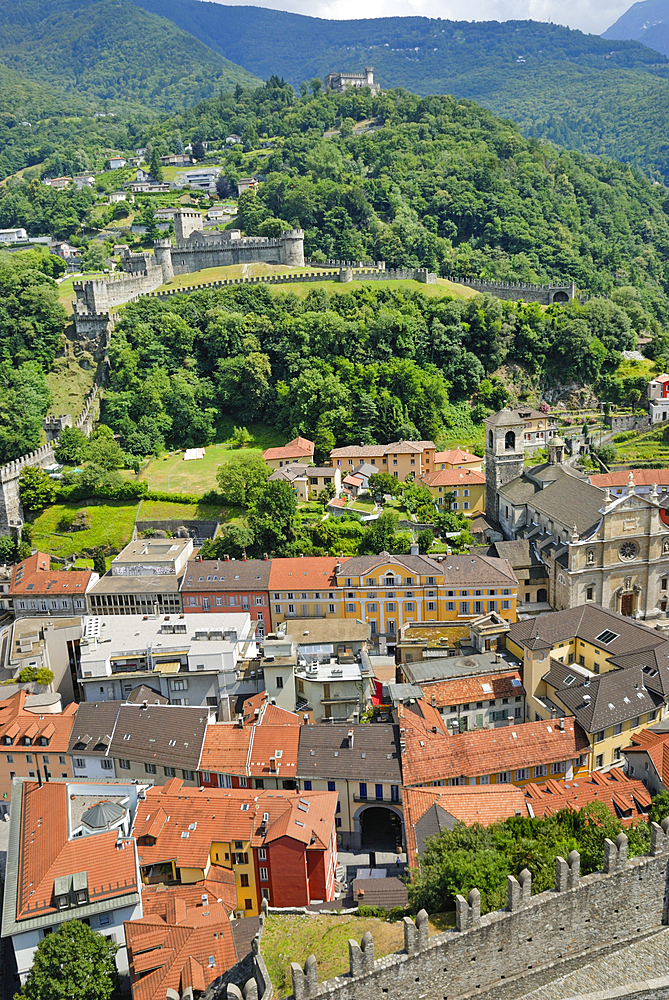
[[215, 0, 632, 34]]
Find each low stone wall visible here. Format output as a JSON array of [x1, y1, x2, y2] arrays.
[[284, 826, 669, 1000], [452, 278, 576, 305], [136, 519, 219, 540]]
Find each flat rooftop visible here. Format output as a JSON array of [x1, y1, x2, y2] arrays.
[[400, 622, 472, 645], [281, 618, 370, 645], [110, 538, 192, 572], [80, 613, 253, 659], [11, 617, 80, 662], [402, 649, 522, 685], [89, 576, 183, 595]]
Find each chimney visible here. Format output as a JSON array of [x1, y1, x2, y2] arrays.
[[550, 707, 556, 720], [559, 717, 565, 731], [263, 552, 269, 560], [165, 896, 187, 924], [269, 756, 277, 773], [237, 714, 244, 729], [431, 694, 436, 708], [347, 729, 354, 748], [410, 544, 419, 556], [224, 554, 230, 561], [37, 767, 43, 788]]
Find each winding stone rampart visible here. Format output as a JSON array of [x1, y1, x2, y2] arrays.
[[221, 823, 669, 1000]]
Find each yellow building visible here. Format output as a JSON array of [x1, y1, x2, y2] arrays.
[[336, 551, 518, 646], [506, 604, 669, 771], [433, 448, 483, 472], [210, 838, 259, 916], [329, 440, 436, 480], [420, 468, 486, 516]]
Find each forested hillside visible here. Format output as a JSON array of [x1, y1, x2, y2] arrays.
[[0, 0, 257, 112], [125, 84, 669, 314], [604, 0, 669, 58], [131, 2, 669, 177]]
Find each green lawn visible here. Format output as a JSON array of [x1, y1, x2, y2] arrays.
[[138, 424, 283, 494], [46, 353, 96, 422], [155, 261, 332, 292], [265, 276, 478, 300], [31, 501, 141, 563]]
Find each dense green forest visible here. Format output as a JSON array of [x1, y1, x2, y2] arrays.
[[130, 2, 669, 178], [124, 84, 669, 308], [103, 281, 637, 457], [0, 249, 66, 464]]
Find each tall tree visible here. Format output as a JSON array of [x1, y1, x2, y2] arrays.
[[15, 919, 120, 1000]]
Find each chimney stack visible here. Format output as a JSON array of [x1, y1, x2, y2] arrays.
[[347, 729, 354, 748]]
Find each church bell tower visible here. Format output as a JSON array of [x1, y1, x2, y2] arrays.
[[484, 409, 526, 524]]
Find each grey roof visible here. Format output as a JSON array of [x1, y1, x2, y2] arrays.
[[351, 876, 408, 908], [440, 553, 517, 587], [69, 701, 210, 769], [296, 723, 402, 781], [340, 552, 437, 577], [546, 660, 663, 733], [526, 463, 586, 486], [493, 540, 545, 571], [283, 618, 370, 645], [486, 408, 525, 427], [385, 682, 424, 703], [401, 650, 521, 686], [414, 802, 452, 854], [82, 800, 125, 829], [353, 463, 379, 477], [508, 604, 666, 658], [529, 476, 605, 536], [124, 684, 168, 705], [90, 575, 182, 595], [607, 640, 669, 699], [181, 558, 271, 592], [498, 464, 586, 508]]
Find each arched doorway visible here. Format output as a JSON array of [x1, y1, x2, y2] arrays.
[[552, 291, 569, 304], [536, 588, 548, 603], [357, 805, 403, 852]]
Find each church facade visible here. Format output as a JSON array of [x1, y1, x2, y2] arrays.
[[485, 408, 669, 620]]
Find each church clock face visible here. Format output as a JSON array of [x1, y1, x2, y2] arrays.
[[619, 541, 638, 561]]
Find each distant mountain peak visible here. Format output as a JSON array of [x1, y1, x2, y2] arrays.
[[604, 0, 669, 57]]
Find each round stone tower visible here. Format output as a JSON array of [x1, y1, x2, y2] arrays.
[[279, 229, 305, 267], [154, 239, 174, 283]]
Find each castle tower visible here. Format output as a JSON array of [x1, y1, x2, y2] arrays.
[[485, 409, 525, 524], [279, 229, 305, 267], [154, 239, 174, 283], [365, 67, 374, 86], [174, 210, 203, 243]]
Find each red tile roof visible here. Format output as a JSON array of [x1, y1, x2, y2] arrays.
[[140, 866, 238, 916], [243, 691, 299, 726], [421, 469, 485, 488], [133, 783, 337, 873], [404, 785, 528, 862], [420, 671, 524, 707], [524, 770, 652, 826], [268, 557, 340, 590], [433, 448, 482, 466], [622, 727, 669, 788], [589, 469, 669, 488], [15, 782, 139, 923], [0, 691, 77, 760], [198, 724, 251, 774], [125, 893, 237, 1000], [398, 700, 589, 786], [10, 551, 94, 596], [263, 437, 314, 461]]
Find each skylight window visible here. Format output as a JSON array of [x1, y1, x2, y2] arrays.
[[181, 831, 189, 839], [482, 683, 492, 693], [563, 675, 576, 685], [594, 629, 619, 645], [511, 678, 522, 687], [241, 804, 249, 811]]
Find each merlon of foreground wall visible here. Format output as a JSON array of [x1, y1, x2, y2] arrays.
[[287, 823, 669, 1000]]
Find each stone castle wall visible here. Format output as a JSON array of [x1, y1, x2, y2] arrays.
[[454, 278, 576, 305], [0, 381, 102, 535], [281, 827, 669, 1000]]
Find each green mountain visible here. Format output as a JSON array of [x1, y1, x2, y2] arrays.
[[0, 0, 258, 113], [604, 0, 669, 58], [131, 1, 669, 178]]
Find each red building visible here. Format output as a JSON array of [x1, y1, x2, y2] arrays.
[[133, 779, 338, 913], [180, 559, 271, 638]]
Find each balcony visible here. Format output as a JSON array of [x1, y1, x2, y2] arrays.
[[353, 794, 402, 805]]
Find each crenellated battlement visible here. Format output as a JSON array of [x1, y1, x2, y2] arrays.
[[451, 277, 576, 305], [209, 823, 669, 1000]]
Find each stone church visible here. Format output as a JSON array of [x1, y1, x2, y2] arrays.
[[484, 408, 669, 619]]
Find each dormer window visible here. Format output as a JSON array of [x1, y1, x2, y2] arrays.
[[3, 736, 12, 745], [22, 736, 32, 746]]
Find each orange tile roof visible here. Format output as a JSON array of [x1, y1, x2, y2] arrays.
[[268, 557, 340, 590], [15, 782, 138, 923], [622, 727, 669, 787], [133, 783, 337, 871], [141, 866, 238, 916], [263, 437, 314, 461], [420, 671, 524, 708], [10, 551, 94, 595], [433, 448, 482, 466], [404, 785, 528, 862], [0, 691, 77, 757], [198, 724, 252, 774], [398, 700, 589, 786], [421, 469, 485, 488], [125, 894, 237, 1000], [248, 725, 300, 777], [524, 770, 652, 826], [589, 469, 669, 488]]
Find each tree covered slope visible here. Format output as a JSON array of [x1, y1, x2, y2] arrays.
[[131, 1, 669, 178], [0, 0, 259, 113], [604, 0, 669, 58]]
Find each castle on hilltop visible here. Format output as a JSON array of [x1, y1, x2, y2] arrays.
[[325, 68, 380, 96]]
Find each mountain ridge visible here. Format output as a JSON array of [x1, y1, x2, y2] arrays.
[[604, 0, 669, 58]]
